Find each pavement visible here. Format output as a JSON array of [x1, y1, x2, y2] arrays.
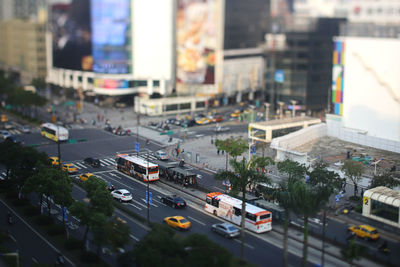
[[28, 97, 400, 266]]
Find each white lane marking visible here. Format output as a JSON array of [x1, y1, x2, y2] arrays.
[[140, 198, 158, 208], [32, 257, 38, 263], [130, 234, 139, 242], [187, 216, 206, 226], [234, 239, 255, 249], [153, 199, 165, 206], [131, 199, 147, 209], [103, 158, 115, 165], [127, 203, 142, 210], [99, 160, 108, 165], [0, 199, 76, 267], [74, 163, 86, 169], [2, 172, 6, 176], [109, 172, 120, 178]]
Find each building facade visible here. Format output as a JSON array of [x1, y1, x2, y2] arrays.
[[0, 19, 47, 84]]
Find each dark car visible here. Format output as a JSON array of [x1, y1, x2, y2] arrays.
[[5, 136, 23, 144], [180, 119, 196, 128], [160, 195, 186, 208], [84, 157, 101, 167]]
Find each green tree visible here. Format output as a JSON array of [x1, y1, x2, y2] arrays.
[[70, 176, 114, 245], [91, 213, 108, 255], [215, 155, 273, 261], [105, 217, 131, 253], [274, 159, 307, 267], [52, 170, 73, 228], [291, 180, 328, 267], [307, 160, 342, 267], [0, 141, 20, 180], [215, 137, 248, 160], [370, 172, 400, 189], [341, 239, 366, 266], [342, 160, 364, 197], [134, 224, 236, 267], [22, 167, 57, 214]]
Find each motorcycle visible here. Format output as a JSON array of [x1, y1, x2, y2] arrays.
[[55, 253, 65, 265], [7, 212, 13, 225], [378, 242, 390, 254]]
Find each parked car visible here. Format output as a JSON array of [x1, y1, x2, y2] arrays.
[[348, 225, 380, 241], [104, 125, 113, 133], [163, 216, 191, 230], [80, 173, 95, 182], [211, 114, 224, 123], [62, 163, 78, 174], [180, 119, 196, 128], [0, 130, 11, 140], [154, 150, 168, 161], [160, 195, 186, 208], [83, 157, 101, 167], [21, 126, 31, 133], [196, 117, 211, 125], [230, 110, 242, 118], [211, 223, 240, 238], [111, 189, 132, 202]]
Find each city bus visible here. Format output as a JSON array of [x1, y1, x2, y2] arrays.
[[205, 192, 272, 233], [40, 123, 69, 142], [115, 154, 159, 182]]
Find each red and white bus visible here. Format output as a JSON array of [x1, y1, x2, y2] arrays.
[[115, 154, 159, 182], [205, 192, 272, 233]]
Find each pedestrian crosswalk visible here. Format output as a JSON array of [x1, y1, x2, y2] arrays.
[[67, 157, 116, 170]]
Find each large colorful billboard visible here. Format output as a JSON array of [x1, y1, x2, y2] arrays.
[[91, 0, 131, 74], [176, 0, 217, 85], [332, 40, 345, 115], [51, 0, 92, 71]]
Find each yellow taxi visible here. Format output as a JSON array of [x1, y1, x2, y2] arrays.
[[196, 117, 211, 125], [62, 163, 78, 174], [1, 114, 8, 122], [80, 173, 95, 182], [348, 225, 380, 241], [230, 110, 242, 118], [49, 156, 61, 166], [163, 216, 191, 230]]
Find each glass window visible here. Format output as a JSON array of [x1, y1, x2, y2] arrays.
[[206, 197, 212, 204], [153, 80, 160, 87], [245, 212, 257, 221], [371, 199, 398, 223], [234, 207, 241, 216], [196, 101, 205, 108], [211, 198, 219, 208], [259, 214, 271, 220], [166, 104, 178, 111], [179, 103, 191, 110]]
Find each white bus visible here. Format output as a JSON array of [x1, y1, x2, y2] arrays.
[[115, 154, 159, 182], [205, 192, 272, 233], [40, 123, 69, 142]]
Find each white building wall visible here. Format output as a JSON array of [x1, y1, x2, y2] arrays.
[[340, 37, 400, 143], [132, 0, 174, 82]]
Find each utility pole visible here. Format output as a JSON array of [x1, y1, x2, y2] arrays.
[[136, 113, 140, 156], [290, 100, 297, 117], [146, 149, 150, 225], [57, 125, 61, 169], [277, 101, 285, 119], [264, 103, 270, 121]]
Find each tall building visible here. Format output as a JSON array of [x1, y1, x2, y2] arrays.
[[264, 17, 346, 113], [0, 19, 47, 84], [0, 0, 46, 21], [47, 0, 175, 101]]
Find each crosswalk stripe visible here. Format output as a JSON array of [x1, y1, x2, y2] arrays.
[[99, 160, 109, 165], [102, 158, 115, 165], [74, 163, 86, 169]]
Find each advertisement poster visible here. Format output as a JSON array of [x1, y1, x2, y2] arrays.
[[51, 0, 92, 71], [91, 0, 131, 74], [176, 0, 217, 85]]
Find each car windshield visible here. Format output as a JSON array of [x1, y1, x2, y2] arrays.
[[179, 219, 188, 223], [227, 226, 238, 231], [123, 193, 131, 196], [174, 197, 183, 202], [370, 230, 378, 234]]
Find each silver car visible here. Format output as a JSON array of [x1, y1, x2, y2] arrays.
[[211, 223, 240, 238]]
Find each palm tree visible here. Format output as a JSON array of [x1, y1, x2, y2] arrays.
[[275, 159, 307, 267], [291, 180, 328, 267], [215, 156, 273, 261]]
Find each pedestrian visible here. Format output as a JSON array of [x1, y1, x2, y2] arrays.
[[222, 150, 224, 155], [211, 136, 214, 144], [361, 188, 364, 197], [97, 113, 101, 121], [217, 149, 220, 155], [355, 184, 358, 195]]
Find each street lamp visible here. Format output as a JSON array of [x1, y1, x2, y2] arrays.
[[371, 158, 384, 175], [290, 100, 297, 118], [277, 101, 284, 119], [264, 103, 270, 121]]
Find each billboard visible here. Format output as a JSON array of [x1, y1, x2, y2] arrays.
[[176, 0, 217, 85], [94, 79, 129, 89], [332, 40, 345, 115], [91, 0, 131, 74], [51, 0, 92, 71]]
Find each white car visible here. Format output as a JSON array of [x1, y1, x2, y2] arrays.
[[21, 126, 31, 133], [0, 130, 11, 140], [111, 189, 132, 202], [154, 150, 168, 160]]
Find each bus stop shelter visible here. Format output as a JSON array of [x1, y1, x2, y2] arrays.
[[363, 186, 400, 228]]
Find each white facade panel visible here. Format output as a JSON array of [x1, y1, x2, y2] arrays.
[[341, 37, 400, 143], [132, 0, 174, 81]]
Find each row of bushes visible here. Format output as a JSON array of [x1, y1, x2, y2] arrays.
[[0, 185, 108, 265]]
